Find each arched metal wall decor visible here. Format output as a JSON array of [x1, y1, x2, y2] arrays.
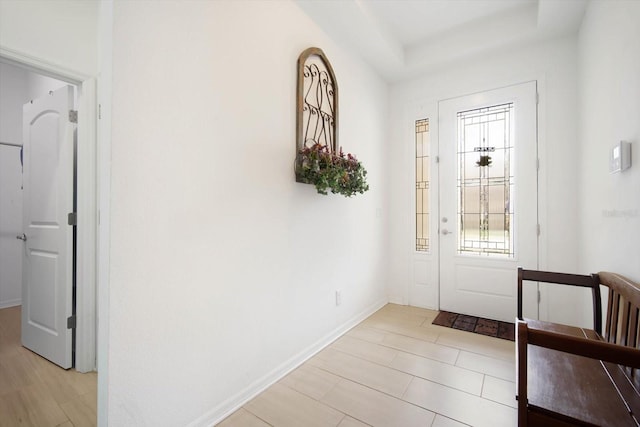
[[294, 48, 368, 197], [296, 47, 338, 154]]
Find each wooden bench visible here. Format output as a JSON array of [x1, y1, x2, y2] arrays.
[[516, 268, 640, 426]]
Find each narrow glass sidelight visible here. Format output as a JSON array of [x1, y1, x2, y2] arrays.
[[456, 103, 514, 257], [415, 118, 430, 252]]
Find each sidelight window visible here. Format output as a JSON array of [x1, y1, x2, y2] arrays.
[[415, 118, 430, 252]]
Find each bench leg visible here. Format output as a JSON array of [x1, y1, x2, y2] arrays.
[[517, 320, 529, 426]]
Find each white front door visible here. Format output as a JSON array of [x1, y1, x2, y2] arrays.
[[439, 82, 538, 322], [21, 85, 75, 369]]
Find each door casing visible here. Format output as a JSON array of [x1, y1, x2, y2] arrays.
[[0, 48, 98, 373], [408, 80, 547, 319]]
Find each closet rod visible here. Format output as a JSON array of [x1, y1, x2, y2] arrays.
[[0, 141, 22, 148]]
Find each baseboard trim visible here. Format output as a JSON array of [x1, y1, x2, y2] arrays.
[[387, 295, 406, 305], [187, 297, 388, 427], [0, 299, 21, 310]]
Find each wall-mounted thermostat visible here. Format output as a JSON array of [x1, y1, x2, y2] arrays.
[[610, 141, 632, 173]]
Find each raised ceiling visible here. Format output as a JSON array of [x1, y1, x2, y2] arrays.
[[296, 0, 588, 82]]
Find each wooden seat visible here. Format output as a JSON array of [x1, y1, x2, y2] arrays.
[[516, 268, 640, 426]]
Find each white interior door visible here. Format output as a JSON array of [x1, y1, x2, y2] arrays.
[[439, 82, 538, 322], [21, 85, 75, 369]]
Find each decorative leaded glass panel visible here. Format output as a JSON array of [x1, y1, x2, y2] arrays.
[[416, 118, 430, 252], [457, 104, 514, 257]]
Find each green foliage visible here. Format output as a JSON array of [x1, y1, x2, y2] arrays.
[[476, 155, 492, 167], [296, 143, 369, 197]]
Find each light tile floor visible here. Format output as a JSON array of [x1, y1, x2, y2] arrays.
[[0, 306, 97, 427], [218, 304, 517, 427]]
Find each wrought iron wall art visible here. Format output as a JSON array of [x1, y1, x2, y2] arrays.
[[296, 47, 338, 153], [294, 48, 369, 197]]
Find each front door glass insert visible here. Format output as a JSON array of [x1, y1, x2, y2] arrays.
[[457, 103, 514, 257]]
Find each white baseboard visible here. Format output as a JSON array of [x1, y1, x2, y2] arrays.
[[0, 299, 21, 310], [187, 297, 388, 427], [387, 295, 406, 305]]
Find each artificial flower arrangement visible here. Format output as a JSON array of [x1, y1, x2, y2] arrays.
[[295, 143, 369, 197]]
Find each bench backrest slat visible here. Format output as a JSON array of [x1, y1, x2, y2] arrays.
[[607, 291, 621, 343], [630, 307, 639, 349], [620, 299, 631, 347], [599, 271, 640, 417]]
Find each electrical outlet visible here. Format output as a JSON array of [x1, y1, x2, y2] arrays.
[[335, 290, 342, 306]]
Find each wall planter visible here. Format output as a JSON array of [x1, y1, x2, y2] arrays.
[[295, 47, 368, 197], [296, 143, 368, 197]]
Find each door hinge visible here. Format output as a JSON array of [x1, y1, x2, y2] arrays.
[[98, 104, 102, 120], [69, 110, 78, 124], [538, 290, 541, 303], [536, 158, 540, 171], [536, 224, 541, 236], [435, 156, 440, 164], [68, 212, 77, 226], [536, 92, 539, 105], [67, 315, 76, 329]]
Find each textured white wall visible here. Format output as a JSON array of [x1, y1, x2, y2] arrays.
[[0, 63, 28, 145], [578, 1, 640, 280], [0, 144, 23, 308], [0, 0, 98, 76], [0, 63, 26, 308], [108, 1, 389, 425], [388, 37, 587, 325], [26, 72, 67, 101]]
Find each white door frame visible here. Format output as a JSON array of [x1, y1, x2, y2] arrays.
[[405, 78, 549, 314], [0, 47, 97, 373]]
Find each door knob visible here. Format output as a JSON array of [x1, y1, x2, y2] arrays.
[[16, 233, 27, 241], [441, 229, 451, 235]]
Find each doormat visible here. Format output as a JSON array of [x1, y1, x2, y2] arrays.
[[432, 311, 515, 341]]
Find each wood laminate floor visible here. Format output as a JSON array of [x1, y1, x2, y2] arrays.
[[0, 306, 97, 427], [218, 304, 517, 427], [1, 304, 517, 427]]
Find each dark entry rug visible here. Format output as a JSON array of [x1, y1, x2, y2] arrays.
[[432, 311, 515, 341]]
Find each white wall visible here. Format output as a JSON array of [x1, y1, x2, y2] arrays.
[[0, 0, 98, 77], [0, 62, 27, 308], [578, 1, 640, 280], [108, 1, 388, 425], [25, 72, 67, 101], [0, 63, 27, 144], [388, 36, 590, 326], [0, 144, 23, 308]]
